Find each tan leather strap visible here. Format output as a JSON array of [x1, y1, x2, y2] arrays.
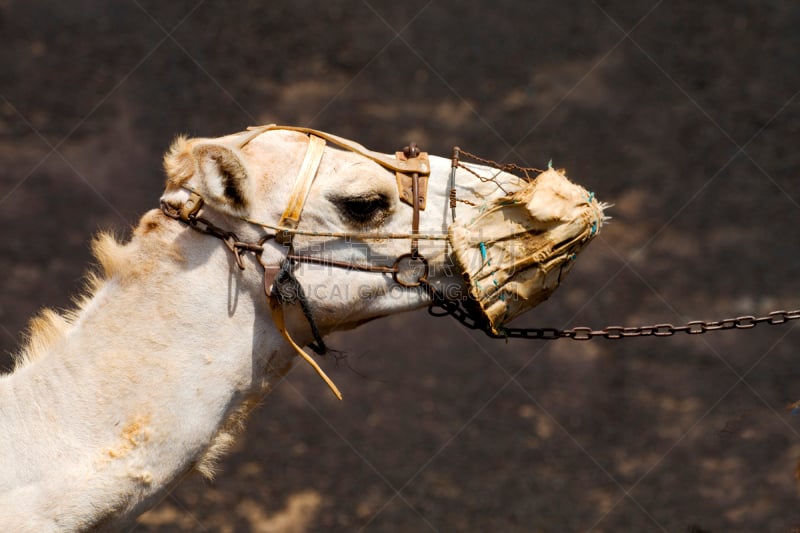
[[276, 134, 326, 243], [266, 284, 342, 401], [244, 124, 431, 175]]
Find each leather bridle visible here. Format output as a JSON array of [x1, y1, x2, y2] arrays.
[[162, 125, 457, 400], [239, 125, 442, 289]]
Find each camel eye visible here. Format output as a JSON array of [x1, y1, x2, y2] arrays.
[[331, 193, 392, 226]]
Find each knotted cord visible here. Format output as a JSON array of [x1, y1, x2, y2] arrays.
[[271, 257, 327, 355]]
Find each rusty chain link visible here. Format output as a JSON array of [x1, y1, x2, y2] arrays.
[[429, 300, 800, 341], [553, 309, 800, 340], [162, 201, 267, 270]]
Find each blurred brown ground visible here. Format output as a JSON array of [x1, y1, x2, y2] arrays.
[[2, 1, 800, 531]]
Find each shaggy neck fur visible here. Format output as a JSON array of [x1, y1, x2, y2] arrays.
[[0, 210, 296, 531]]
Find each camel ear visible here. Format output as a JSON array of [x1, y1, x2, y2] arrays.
[[188, 144, 251, 215], [163, 136, 251, 215]]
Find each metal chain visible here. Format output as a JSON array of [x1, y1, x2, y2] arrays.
[[455, 148, 546, 182], [161, 202, 266, 270], [429, 300, 800, 341], [555, 310, 800, 340]]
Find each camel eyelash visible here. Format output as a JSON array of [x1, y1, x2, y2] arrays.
[[330, 193, 392, 226]]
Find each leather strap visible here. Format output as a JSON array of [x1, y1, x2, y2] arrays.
[[276, 134, 326, 243], [396, 144, 427, 257], [266, 286, 343, 400], [395, 150, 429, 210], [246, 125, 432, 248], [244, 124, 431, 175]]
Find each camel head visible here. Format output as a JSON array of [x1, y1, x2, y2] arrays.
[[159, 125, 606, 339], [159, 125, 605, 393]]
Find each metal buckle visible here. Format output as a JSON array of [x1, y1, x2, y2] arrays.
[[179, 191, 204, 221]]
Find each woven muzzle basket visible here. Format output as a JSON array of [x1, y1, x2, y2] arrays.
[[449, 168, 605, 335]]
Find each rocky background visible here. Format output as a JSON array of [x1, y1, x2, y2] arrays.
[[2, 1, 800, 531]]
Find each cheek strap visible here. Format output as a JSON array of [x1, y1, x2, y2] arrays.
[[276, 134, 327, 244]]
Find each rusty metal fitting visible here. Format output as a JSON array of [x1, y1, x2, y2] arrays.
[[403, 142, 420, 159]]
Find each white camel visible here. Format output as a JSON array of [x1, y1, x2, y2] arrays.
[[0, 125, 603, 530]]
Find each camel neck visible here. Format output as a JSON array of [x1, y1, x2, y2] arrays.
[[0, 226, 296, 529]]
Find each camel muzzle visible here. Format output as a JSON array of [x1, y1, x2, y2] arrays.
[[448, 168, 606, 335]]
